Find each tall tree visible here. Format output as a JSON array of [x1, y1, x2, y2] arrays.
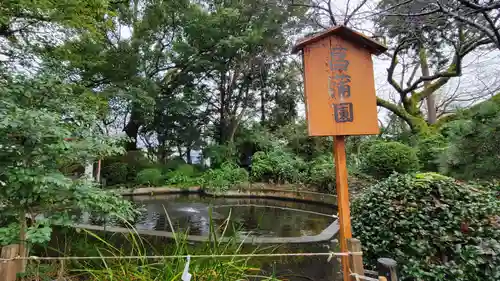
[[174, 0, 306, 144], [298, 0, 495, 132]]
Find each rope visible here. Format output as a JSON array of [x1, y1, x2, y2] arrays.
[[0, 251, 362, 262], [242, 188, 337, 198], [211, 204, 338, 218]]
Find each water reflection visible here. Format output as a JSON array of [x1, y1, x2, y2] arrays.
[[128, 194, 336, 238]]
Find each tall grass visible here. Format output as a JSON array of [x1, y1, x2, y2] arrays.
[[71, 208, 280, 281]]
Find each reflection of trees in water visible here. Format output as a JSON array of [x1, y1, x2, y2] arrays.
[[88, 195, 336, 238]]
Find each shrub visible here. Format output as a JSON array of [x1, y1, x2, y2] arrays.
[[204, 144, 238, 168], [416, 134, 447, 172], [251, 147, 307, 184], [136, 168, 163, 186], [165, 164, 201, 187], [439, 100, 500, 180], [307, 154, 335, 192], [352, 173, 500, 281], [360, 141, 419, 178], [102, 162, 129, 186], [162, 156, 187, 172], [101, 151, 153, 186], [203, 162, 249, 192]]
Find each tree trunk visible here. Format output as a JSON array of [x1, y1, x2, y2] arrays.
[[260, 90, 266, 124], [18, 211, 27, 273], [419, 48, 437, 124], [186, 147, 192, 164], [123, 106, 142, 151], [219, 91, 228, 144]]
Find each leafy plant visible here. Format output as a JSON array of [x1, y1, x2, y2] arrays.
[[416, 133, 447, 172], [307, 154, 336, 192], [165, 164, 202, 187], [203, 162, 249, 192], [0, 75, 137, 251], [439, 100, 500, 180], [136, 168, 164, 186], [360, 141, 420, 178], [251, 146, 307, 184], [352, 173, 500, 281]]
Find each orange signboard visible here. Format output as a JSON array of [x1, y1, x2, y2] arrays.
[[293, 26, 386, 136]]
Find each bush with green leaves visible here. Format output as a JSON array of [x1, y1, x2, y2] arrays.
[[0, 75, 136, 252], [307, 154, 335, 192], [203, 162, 249, 192], [164, 164, 202, 187], [251, 146, 307, 184], [352, 173, 500, 281], [439, 100, 500, 180], [360, 141, 420, 178], [416, 133, 447, 172], [136, 168, 164, 186], [101, 151, 153, 186]]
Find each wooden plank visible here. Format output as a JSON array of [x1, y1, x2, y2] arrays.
[[334, 136, 353, 281], [302, 35, 380, 136], [0, 244, 20, 281], [347, 238, 365, 280], [378, 258, 398, 281]]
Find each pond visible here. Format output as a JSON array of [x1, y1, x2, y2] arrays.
[[76, 193, 342, 281], [135, 194, 335, 237]]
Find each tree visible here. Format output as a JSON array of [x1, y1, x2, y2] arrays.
[[382, 0, 500, 50], [298, 0, 495, 133], [0, 74, 135, 267], [0, 0, 115, 69], [174, 0, 307, 144], [49, 0, 191, 151], [374, 0, 497, 128]]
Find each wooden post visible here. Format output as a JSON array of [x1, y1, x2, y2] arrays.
[[334, 136, 353, 281], [347, 238, 364, 280], [377, 258, 398, 281], [0, 244, 20, 281], [330, 240, 343, 280]]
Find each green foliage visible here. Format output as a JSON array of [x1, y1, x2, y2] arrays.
[[0, 75, 137, 246], [251, 146, 307, 184], [352, 173, 500, 281], [165, 164, 202, 187], [307, 154, 336, 192], [136, 168, 164, 186], [440, 100, 500, 180], [360, 141, 420, 178], [101, 151, 153, 186], [204, 144, 238, 168], [163, 157, 187, 172], [276, 121, 331, 162], [203, 162, 249, 192], [416, 133, 447, 172], [102, 162, 129, 186]]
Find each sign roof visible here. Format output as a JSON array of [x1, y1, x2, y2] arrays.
[[291, 25, 387, 55]]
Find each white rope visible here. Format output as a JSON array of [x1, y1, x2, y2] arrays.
[[0, 251, 363, 262], [212, 204, 338, 218]]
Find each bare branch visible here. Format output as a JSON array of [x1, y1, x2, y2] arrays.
[[437, 4, 499, 47], [457, 0, 500, 11], [344, 0, 369, 25], [481, 11, 500, 48]]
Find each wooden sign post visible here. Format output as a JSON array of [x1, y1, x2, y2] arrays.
[[292, 26, 387, 281]]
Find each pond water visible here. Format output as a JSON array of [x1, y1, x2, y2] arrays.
[[80, 194, 337, 239], [76, 193, 342, 281], [133, 194, 336, 238]]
